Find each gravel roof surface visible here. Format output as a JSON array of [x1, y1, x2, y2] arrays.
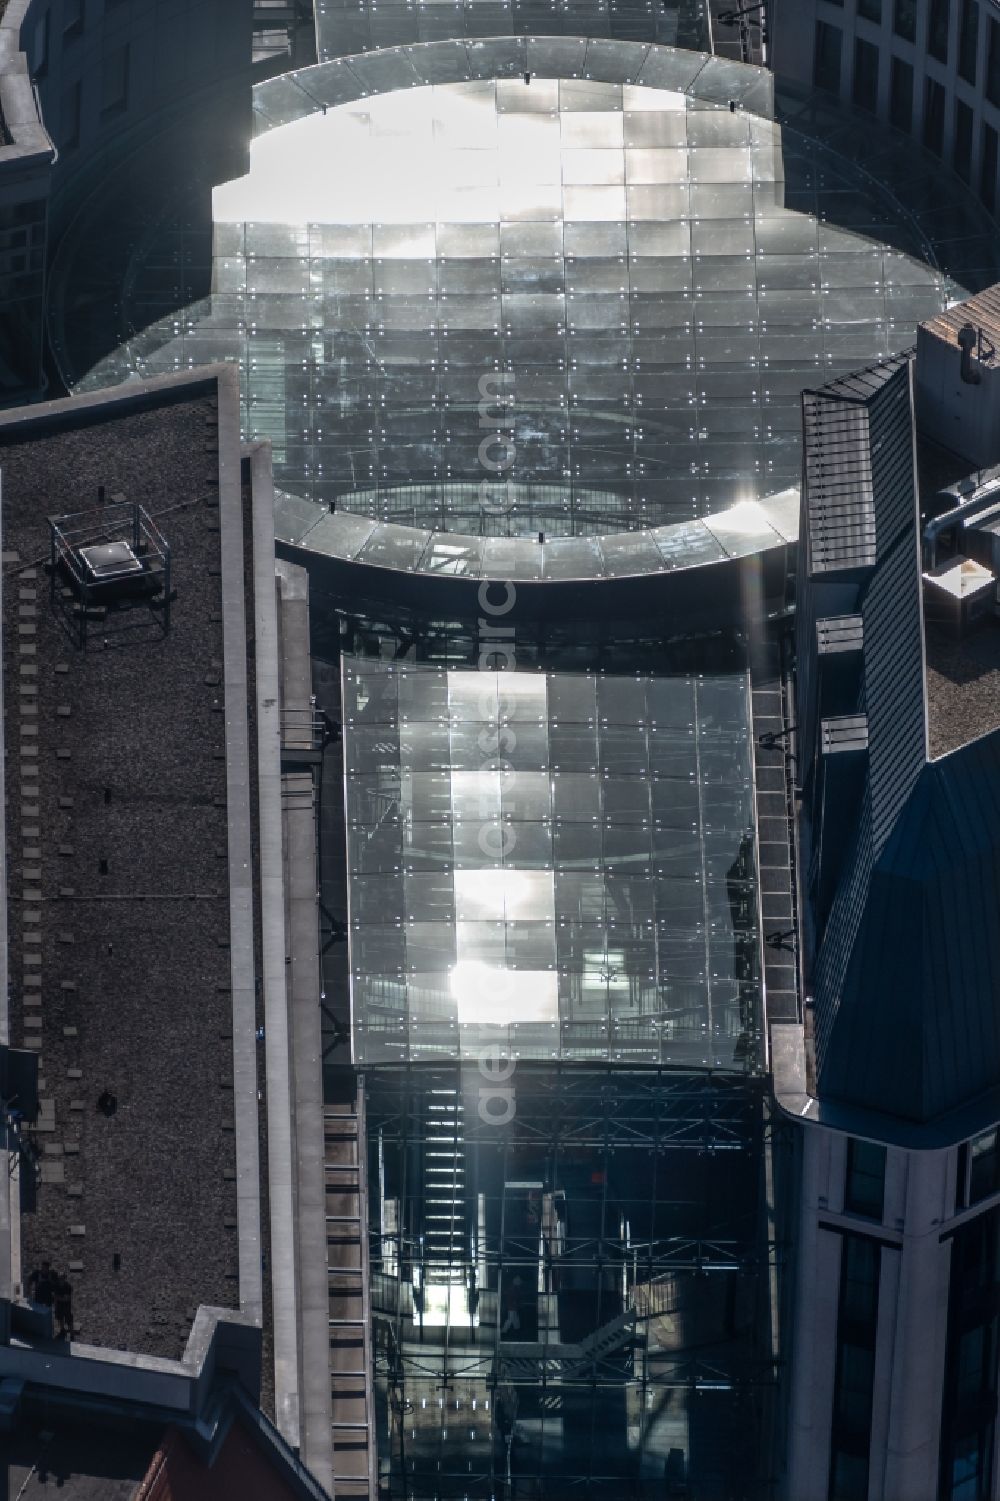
[[0, 388, 241, 1357], [925, 620, 1000, 760]]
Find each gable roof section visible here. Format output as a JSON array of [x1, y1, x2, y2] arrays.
[[800, 353, 913, 577]]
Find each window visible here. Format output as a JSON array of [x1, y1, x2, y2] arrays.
[[845, 1138, 886, 1219], [30, 10, 49, 77], [948, 1426, 995, 1501], [839, 1232, 880, 1327], [970, 1127, 1000, 1203], [890, 56, 913, 130], [959, 0, 980, 83], [956, 1324, 994, 1404], [940, 1211, 1000, 1501], [924, 77, 946, 155], [853, 39, 880, 113], [928, 0, 951, 61], [60, 79, 81, 152], [829, 1234, 880, 1501], [982, 123, 998, 212], [894, 0, 917, 41], [835, 1342, 877, 1429], [815, 21, 844, 93], [830, 1449, 869, 1501], [857, 0, 882, 19], [955, 99, 974, 181], [100, 41, 129, 117], [989, 19, 1000, 108]]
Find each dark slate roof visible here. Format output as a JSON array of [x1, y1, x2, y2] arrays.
[[797, 352, 1000, 1123], [819, 736, 1000, 1121]]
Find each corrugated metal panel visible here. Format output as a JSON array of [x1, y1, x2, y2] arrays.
[[867, 360, 919, 561], [802, 394, 876, 573], [862, 536, 927, 856], [821, 351, 913, 403]]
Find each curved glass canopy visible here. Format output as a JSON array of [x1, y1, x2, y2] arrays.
[[79, 42, 979, 544]]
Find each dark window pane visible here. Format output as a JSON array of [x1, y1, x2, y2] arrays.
[[970, 1127, 1000, 1204], [989, 19, 1000, 107], [894, 0, 917, 41], [924, 77, 946, 156], [60, 80, 81, 152], [955, 99, 974, 181], [959, 0, 980, 83], [890, 56, 913, 130], [830, 1234, 879, 1501], [948, 1430, 992, 1501], [835, 1342, 876, 1430], [955, 1323, 994, 1403], [840, 1233, 879, 1327], [100, 41, 129, 116], [815, 21, 843, 92], [853, 38, 880, 112], [982, 123, 999, 212], [858, 0, 881, 18], [830, 1448, 869, 1501], [845, 1138, 886, 1220], [928, 0, 951, 62]]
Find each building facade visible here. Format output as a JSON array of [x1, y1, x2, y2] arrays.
[[775, 288, 1000, 1501], [770, 0, 1000, 221]]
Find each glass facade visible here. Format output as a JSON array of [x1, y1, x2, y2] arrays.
[[343, 653, 760, 1069], [364, 1062, 768, 1499], [852, 37, 879, 113], [78, 65, 956, 539], [955, 98, 974, 182], [56, 31, 1000, 1499], [982, 122, 998, 212], [894, 0, 918, 41], [958, 0, 980, 85], [844, 1139, 886, 1220], [940, 1209, 1000, 1501], [313, 0, 711, 63], [924, 76, 947, 155], [927, 0, 951, 63], [829, 1234, 880, 1501], [890, 55, 914, 132], [815, 21, 843, 92]]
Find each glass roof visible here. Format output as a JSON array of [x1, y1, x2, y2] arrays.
[[274, 484, 796, 581], [343, 656, 760, 1068], [77, 50, 991, 541], [312, 0, 711, 63]]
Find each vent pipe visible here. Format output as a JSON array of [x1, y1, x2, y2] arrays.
[[958, 324, 982, 385]]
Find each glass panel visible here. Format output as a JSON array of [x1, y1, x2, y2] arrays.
[[343, 655, 758, 1070], [78, 69, 963, 541]]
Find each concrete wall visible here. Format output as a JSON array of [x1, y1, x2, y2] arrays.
[[0, 0, 53, 402], [781, 1118, 993, 1501]]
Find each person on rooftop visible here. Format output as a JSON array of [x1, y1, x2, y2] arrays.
[[53, 1273, 73, 1340], [27, 1260, 54, 1310]]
